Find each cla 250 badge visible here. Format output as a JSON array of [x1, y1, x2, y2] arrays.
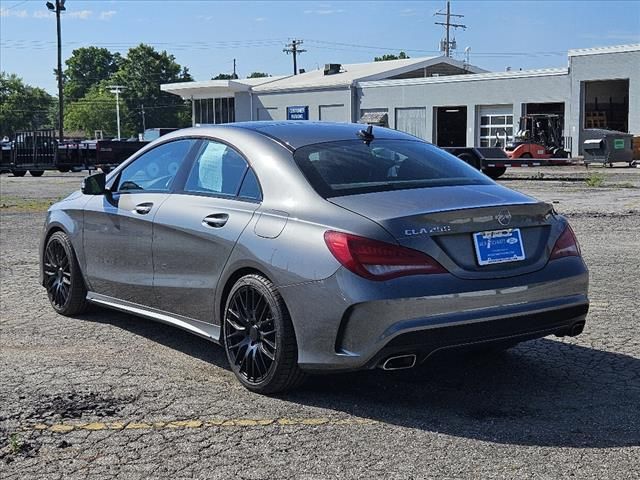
[[405, 225, 452, 236]]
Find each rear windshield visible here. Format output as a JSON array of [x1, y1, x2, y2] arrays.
[[293, 139, 493, 198]]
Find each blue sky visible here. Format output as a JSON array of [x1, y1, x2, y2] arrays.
[[1, 0, 639, 94]]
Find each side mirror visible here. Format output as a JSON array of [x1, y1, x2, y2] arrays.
[[81, 172, 107, 195]]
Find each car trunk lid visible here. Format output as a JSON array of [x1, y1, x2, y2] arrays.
[[329, 185, 557, 279]]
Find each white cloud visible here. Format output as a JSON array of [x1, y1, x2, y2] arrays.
[[581, 32, 640, 41], [254, 17, 266, 22], [1, 8, 29, 18], [400, 8, 418, 17], [304, 8, 345, 15], [68, 10, 93, 20], [99, 10, 117, 20], [33, 10, 52, 19]]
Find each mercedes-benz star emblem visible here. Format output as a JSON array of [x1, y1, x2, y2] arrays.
[[497, 209, 512, 226]]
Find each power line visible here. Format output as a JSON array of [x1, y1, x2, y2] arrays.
[[0, 37, 567, 58], [283, 39, 306, 75], [434, 1, 466, 57], [2, 0, 29, 11], [304, 39, 565, 58]]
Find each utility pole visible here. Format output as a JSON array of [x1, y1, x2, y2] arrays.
[[283, 39, 306, 75], [141, 104, 146, 133], [435, 1, 466, 57], [46, 0, 66, 143], [232, 59, 237, 79], [108, 86, 125, 139]]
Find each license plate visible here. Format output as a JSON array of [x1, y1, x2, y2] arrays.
[[473, 228, 525, 266]]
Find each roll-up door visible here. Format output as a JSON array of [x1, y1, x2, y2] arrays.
[[477, 105, 513, 147], [319, 104, 345, 122], [395, 107, 427, 139]]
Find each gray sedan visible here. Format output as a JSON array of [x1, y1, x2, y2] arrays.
[[40, 122, 589, 393]]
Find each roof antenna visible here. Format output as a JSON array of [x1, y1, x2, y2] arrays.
[[358, 124, 374, 144]]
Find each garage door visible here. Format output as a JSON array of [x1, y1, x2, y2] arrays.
[[395, 107, 427, 140], [477, 105, 513, 147], [319, 104, 345, 122]]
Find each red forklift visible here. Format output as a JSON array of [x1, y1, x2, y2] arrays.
[[504, 114, 569, 159]]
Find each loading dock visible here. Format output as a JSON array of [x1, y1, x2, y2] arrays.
[[583, 79, 629, 131], [524, 102, 565, 116], [435, 106, 467, 147]]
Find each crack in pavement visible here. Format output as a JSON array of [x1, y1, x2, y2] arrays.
[[23, 417, 379, 434]]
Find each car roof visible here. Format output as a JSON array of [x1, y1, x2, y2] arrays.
[[223, 121, 421, 150]]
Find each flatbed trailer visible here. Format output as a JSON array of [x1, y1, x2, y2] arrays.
[[442, 146, 572, 179], [0, 129, 149, 176]]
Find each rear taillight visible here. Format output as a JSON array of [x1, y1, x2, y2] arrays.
[[324, 231, 447, 281], [550, 224, 581, 260]]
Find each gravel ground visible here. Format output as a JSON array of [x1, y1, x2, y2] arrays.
[[1, 166, 639, 479]]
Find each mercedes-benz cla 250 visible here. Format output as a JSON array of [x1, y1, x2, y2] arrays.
[[40, 122, 589, 393]]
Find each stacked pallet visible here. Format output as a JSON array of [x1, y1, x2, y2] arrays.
[[585, 111, 607, 129]]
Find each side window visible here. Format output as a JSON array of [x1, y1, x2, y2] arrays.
[[117, 139, 195, 193], [184, 140, 248, 196], [238, 169, 262, 201]]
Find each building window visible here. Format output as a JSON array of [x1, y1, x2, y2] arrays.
[[479, 114, 513, 147], [215, 97, 235, 124], [194, 97, 235, 125]]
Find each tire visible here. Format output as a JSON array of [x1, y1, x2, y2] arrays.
[[520, 153, 532, 159], [58, 167, 70, 173], [223, 274, 305, 394], [482, 166, 507, 179], [43, 231, 89, 316], [29, 170, 44, 177], [12, 170, 26, 177], [457, 152, 481, 170]]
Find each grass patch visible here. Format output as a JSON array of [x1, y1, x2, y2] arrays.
[[585, 172, 605, 188], [8, 433, 21, 454], [0, 196, 60, 213]]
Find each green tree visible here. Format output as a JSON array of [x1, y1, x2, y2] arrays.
[[63, 47, 121, 102], [0, 72, 54, 137], [64, 84, 133, 138], [114, 44, 193, 132], [247, 72, 270, 78], [212, 73, 238, 80], [374, 51, 409, 62]]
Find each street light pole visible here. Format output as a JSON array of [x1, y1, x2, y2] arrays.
[[109, 86, 125, 139], [46, 0, 66, 143]]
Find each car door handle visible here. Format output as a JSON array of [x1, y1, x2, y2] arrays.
[[202, 213, 229, 228], [134, 202, 153, 215]]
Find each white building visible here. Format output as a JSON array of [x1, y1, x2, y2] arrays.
[[162, 44, 640, 155]]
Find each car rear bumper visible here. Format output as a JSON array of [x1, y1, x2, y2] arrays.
[[360, 302, 588, 370], [279, 256, 589, 372]]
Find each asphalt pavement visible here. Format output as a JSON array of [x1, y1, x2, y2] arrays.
[[1, 166, 639, 479]]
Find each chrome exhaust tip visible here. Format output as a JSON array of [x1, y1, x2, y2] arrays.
[[380, 354, 417, 371]]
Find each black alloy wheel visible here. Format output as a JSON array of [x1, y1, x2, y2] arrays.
[[43, 231, 88, 316], [223, 274, 304, 393], [225, 285, 277, 383]]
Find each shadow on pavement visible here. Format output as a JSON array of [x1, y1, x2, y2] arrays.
[[80, 308, 640, 449]]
